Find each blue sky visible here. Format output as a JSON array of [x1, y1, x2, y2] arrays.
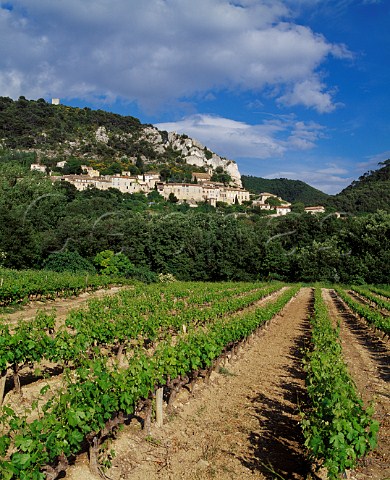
[[0, 0, 389, 194]]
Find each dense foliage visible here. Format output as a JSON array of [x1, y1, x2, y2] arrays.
[[0, 151, 389, 284], [242, 175, 329, 206], [327, 160, 390, 213], [0, 97, 389, 284], [0, 97, 210, 180], [0, 96, 141, 151]]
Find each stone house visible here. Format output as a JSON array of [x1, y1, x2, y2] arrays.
[[191, 172, 212, 184], [30, 163, 47, 173], [157, 183, 205, 203], [304, 206, 326, 214], [275, 204, 292, 216]]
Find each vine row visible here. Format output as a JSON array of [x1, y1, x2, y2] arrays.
[[350, 286, 390, 313], [0, 268, 132, 307], [301, 288, 379, 479], [334, 287, 389, 335]]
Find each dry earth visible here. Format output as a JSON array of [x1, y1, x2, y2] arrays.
[[67, 287, 313, 480], [323, 289, 390, 480], [0, 285, 129, 326], [4, 286, 388, 479]]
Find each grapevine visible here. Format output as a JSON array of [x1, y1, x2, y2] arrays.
[[0, 268, 133, 307], [0, 282, 298, 478], [334, 287, 389, 335], [301, 288, 379, 479]]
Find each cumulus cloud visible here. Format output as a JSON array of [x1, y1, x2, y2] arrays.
[[156, 113, 324, 159], [277, 78, 338, 113], [0, 0, 349, 113]]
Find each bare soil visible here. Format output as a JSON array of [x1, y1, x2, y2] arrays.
[[0, 285, 129, 326], [66, 287, 313, 480], [323, 289, 390, 480], [1, 286, 130, 410]]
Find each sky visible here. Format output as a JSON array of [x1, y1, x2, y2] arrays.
[[0, 0, 389, 194]]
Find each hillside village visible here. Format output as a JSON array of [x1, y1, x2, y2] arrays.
[[0, 97, 388, 285], [32, 162, 251, 207], [31, 161, 328, 214], [0, 96, 329, 214]]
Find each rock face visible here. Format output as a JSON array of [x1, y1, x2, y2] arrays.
[[141, 127, 242, 187], [95, 126, 109, 144], [28, 115, 242, 186]]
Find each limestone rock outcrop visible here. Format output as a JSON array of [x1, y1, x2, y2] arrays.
[[139, 127, 242, 187]]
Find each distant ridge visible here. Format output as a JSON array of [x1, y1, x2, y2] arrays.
[[241, 175, 329, 206], [327, 159, 390, 213]]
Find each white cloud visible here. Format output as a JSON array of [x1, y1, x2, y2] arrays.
[[156, 113, 359, 194], [277, 78, 338, 113], [156, 113, 324, 159], [0, 0, 349, 112]]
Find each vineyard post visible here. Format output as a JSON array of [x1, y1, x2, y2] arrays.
[[89, 436, 100, 477], [0, 370, 6, 405], [13, 364, 21, 395], [155, 387, 164, 427]]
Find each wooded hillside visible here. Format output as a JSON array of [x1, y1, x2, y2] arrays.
[[327, 160, 390, 213], [241, 175, 329, 206]]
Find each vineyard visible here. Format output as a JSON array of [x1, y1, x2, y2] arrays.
[[0, 278, 389, 479], [0, 268, 135, 306]]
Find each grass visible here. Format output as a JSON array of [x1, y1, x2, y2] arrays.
[[218, 366, 236, 376]]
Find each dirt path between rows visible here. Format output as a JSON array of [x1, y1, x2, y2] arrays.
[[67, 287, 313, 480], [323, 289, 390, 480], [0, 285, 130, 325]]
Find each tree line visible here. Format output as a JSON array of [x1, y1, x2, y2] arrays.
[[0, 153, 388, 284]]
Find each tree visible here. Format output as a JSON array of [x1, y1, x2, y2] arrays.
[[94, 250, 134, 276], [211, 166, 232, 184], [291, 202, 305, 213], [100, 161, 122, 176], [135, 156, 145, 173], [265, 196, 282, 207], [62, 158, 83, 175], [168, 192, 179, 203], [44, 251, 95, 273], [147, 190, 164, 203]]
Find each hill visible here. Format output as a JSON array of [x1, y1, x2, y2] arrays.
[[326, 159, 390, 213], [241, 175, 329, 206], [1, 96, 389, 214], [0, 96, 241, 185]]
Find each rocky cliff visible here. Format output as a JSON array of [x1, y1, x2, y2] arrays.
[[140, 126, 242, 186]]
